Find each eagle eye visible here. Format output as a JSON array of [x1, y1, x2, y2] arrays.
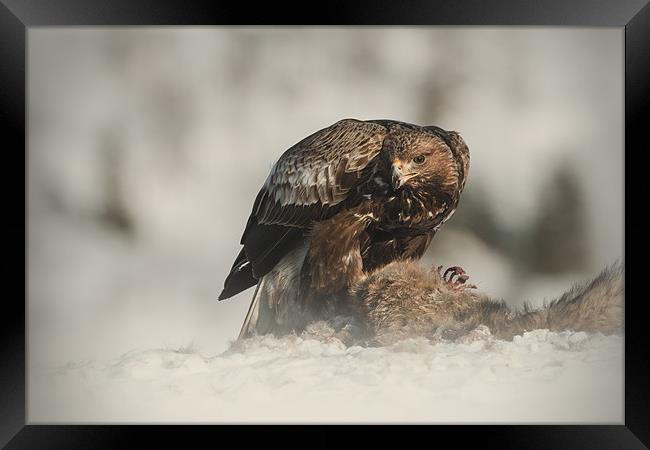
[[413, 155, 427, 165]]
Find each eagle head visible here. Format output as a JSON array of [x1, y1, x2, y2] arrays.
[[382, 125, 469, 196]]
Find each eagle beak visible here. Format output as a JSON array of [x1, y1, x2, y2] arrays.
[[391, 162, 406, 189]]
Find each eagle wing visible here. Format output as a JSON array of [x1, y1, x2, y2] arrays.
[[249, 118, 387, 230], [219, 119, 387, 300]]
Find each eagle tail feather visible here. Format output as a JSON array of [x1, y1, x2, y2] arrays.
[[238, 279, 264, 340]]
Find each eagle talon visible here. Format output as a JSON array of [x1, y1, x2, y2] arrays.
[[439, 266, 476, 291], [443, 266, 465, 283]]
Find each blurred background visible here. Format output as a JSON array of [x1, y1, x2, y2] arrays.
[[28, 28, 623, 371]]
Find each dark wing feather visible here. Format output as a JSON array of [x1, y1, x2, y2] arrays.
[[220, 119, 387, 300], [243, 223, 303, 278], [218, 247, 254, 300], [247, 118, 387, 230]]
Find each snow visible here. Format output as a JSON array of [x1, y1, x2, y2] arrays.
[[29, 329, 623, 423]]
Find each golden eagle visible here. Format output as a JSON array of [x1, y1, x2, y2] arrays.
[[218, 119, 470, 338]]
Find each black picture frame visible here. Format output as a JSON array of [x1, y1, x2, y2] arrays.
[[4, 0, 648, 447]]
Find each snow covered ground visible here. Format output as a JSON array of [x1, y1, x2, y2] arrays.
[[29, 329, 623, 423]]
